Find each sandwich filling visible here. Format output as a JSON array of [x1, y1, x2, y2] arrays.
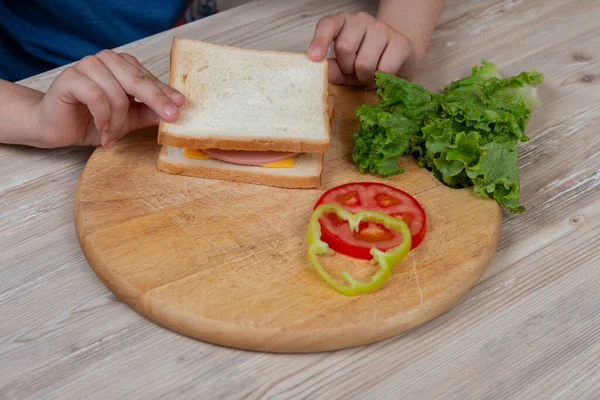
[[183, 148, 297, 168]]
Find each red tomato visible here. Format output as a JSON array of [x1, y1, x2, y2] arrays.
[[313, 182, 427, 260]]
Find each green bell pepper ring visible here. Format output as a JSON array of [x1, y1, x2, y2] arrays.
[[307, 203, 412, 296]]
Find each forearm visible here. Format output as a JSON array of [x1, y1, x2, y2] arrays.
[[0, 79, 44, 146], [377, 0, 445, 66]]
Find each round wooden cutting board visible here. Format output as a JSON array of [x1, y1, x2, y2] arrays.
[[75, 85, 502, 353]]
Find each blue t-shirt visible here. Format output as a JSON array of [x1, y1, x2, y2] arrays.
[[0, 0, 218, 82]]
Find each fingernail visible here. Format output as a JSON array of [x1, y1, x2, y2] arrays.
[[309, 46, 322, 58], [106, 140, 117, 149], [163, 104, 178, 118]]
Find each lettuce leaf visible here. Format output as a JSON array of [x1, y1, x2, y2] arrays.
[[351, 60, 543, 213], [352, 105, 421, 176]]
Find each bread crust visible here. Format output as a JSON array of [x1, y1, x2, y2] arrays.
[[170, 37, 327, 60], [157, 147, 323, 189], [322, 65, 330, 145], [157, 132, 329, 152]]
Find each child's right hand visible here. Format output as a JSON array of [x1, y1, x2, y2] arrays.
[[33, 50, 185, 149]]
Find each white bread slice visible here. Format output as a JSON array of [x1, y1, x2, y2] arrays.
[[158, 37, 330, 153], [157, 146, 323, 189]]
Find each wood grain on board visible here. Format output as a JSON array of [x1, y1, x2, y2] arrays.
[[74, 86, 501, 352], [1, 0, 599, 397]]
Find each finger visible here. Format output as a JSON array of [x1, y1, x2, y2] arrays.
[[100, 101, 161, 147], [377, 35, 417, 81], [120, 53, 186, 106], [121, 102, 161, 135], [54, 68, 111, 134], [354, 22, 390, 85], [95, 50, 180, 122], [333, 21, 368, 75], [74, 56, 130, 142], [101, 100, 156, 149], [119, 52, 146, 70], [117, 52, 186, 108], [378, 35, 416, 81], [156, 81, 186, 107], [328, 59, 361, 86], [308, 14, 346, 60]]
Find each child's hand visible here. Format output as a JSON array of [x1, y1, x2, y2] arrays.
[[308, 12, 416, 86], [33, 50, 185, 149]]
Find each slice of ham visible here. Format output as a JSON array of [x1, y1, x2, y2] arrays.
[[202, 148, 298, 166]]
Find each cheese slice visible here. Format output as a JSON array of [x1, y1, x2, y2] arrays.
[[184, 148, 212, 160], [183, 148, 294, 168], [259, 157, 295, 168]]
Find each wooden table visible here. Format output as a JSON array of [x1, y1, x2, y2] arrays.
[[1, 0, 599, 398]]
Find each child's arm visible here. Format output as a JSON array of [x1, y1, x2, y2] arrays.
[[0, 80, 46, 147], [309, 0, 445, 85], [0, 50, 184, 149]]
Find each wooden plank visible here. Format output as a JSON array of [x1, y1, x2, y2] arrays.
[[1, 203, 596, 398]]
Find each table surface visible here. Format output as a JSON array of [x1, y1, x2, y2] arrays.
[[1, 0, 599, 398]]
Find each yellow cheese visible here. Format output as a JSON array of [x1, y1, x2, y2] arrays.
[[183, 148, 212, 160], [259, 157, 294, 168], [183, 149, 294, 168]]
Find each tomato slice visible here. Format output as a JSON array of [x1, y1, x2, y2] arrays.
[[313, 182, 427, 260]]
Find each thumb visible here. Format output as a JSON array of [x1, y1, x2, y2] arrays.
[[120, 102, 162, 140]]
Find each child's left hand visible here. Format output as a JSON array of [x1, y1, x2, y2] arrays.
[[308, 12, 416, 86]]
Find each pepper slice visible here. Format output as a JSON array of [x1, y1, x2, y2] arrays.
[[307, 203, 412, 296]]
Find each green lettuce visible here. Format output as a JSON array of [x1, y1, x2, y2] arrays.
[[352, 105, 421, 176], [351, 60, 543, 213]]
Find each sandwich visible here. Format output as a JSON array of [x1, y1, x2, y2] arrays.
[[157, 37, 332, 189]]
